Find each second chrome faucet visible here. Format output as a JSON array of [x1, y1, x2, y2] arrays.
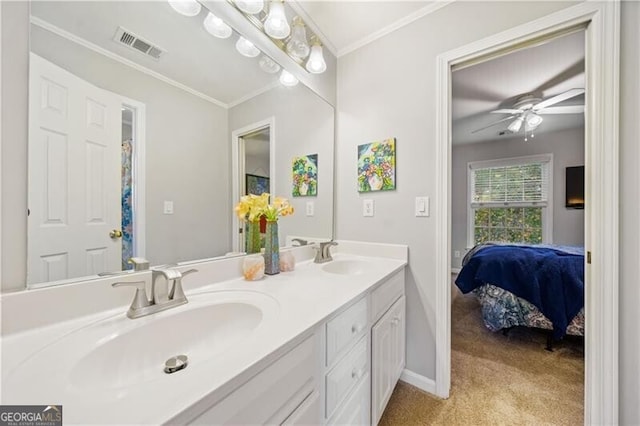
[[112, 267, 197, 319]]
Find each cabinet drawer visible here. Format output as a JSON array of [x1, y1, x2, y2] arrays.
[[325, 335, 368, 419], [329, 373, 370, 426], [190, 335, 318, 425], [326, 297, 368, 366], [371, 270, 404, 323]]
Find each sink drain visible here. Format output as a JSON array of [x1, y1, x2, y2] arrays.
[[164, 355, 188, 374]]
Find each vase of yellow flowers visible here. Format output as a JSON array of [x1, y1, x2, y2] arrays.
[[234, 194, 269, 254], [262, 196, 294, 275]]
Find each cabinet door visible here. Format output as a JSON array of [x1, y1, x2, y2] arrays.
[[371, 296, 405, 425]]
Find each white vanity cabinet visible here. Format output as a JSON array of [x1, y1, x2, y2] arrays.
[[371, 271, 406, 426]]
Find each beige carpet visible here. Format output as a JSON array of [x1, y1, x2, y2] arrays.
[[379, 293, 584, 425]]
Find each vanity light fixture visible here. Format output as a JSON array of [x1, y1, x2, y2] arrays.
[[264, 0, 290, 40], [236, 36, 261, 57], [168, 0, 201, 17], [259, 55, 281, 73], [203, 12, 232, 39], [279, 69, 298, 87], [235, 0, 265, 15], [305, 37, 326, 74], [286, 16, 310, 60]]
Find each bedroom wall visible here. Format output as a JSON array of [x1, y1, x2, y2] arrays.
[[335, 0, 581, 385], [451, 127, 585, 269]]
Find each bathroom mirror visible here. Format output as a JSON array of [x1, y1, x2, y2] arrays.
[[27, 1, 334, 287]]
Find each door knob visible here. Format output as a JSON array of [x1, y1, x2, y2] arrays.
[[110, 229, 123, 239]]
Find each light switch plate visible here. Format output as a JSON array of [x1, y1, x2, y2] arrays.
[[306, 201, 314, 216], [164, 201, 174, 215], [415, 196, 429, 217], [363, 199, 374, 217]]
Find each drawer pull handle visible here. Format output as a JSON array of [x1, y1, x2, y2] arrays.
[[351, 368, 365, 380], [351, 324, 364, 334]]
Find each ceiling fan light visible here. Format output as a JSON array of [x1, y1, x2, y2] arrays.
[[259, 55, 281, 74], [279, 70, 298, 87], [507, 116, 524, 133], [305, 42, 326, 74], [203, 12, 232, 39], [264, 1, 290, 40], [527, 113, 543, 128], [168, 0, 201, 17], [235, 0, 264, 14], [236, 36, 260, 57]]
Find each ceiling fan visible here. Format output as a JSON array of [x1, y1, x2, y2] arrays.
[[471, 88, 585, 141]]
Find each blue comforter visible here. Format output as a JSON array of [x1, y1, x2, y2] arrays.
[[455, 244, 584, 339]]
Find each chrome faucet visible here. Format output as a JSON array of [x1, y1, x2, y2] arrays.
[[291, 238, 308, 246], [112, 268, 198, 319], [314, 241, 338, 264]]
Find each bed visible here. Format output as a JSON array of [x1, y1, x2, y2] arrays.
[[455, 243, 585, 347]]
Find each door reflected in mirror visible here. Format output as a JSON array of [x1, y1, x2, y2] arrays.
[[27, 1, 334, 287]]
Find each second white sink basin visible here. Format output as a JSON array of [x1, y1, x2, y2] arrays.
[[321, 259, 370, 275]]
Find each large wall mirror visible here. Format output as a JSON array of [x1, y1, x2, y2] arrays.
[[27, 1, 335, 288]]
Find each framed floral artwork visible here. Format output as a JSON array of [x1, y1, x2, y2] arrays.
[[292, 154, 318, 197], [357, 138, 396, 192]]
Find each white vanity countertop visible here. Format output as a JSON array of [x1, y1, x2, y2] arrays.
[[1, 245, 407, 425]]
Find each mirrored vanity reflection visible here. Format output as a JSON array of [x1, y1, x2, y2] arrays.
[[26, 1, 335, 288]]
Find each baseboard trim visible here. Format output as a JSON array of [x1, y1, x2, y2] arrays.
[[400, 369, 436, 395]]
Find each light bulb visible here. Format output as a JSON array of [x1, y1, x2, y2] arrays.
[[305, 42, 326, 74], [203, 12, 232, 39], [235, 36, 260, 58], [507, 116, 524, 133], [235, 0, 264, 14], [168, 0, 201, 17], [286, 17, 310, 60], [264, 1, 290, 39], [279, 70, 298, 87], [526, 113, 543, 128], [259, 55, 281, 74]]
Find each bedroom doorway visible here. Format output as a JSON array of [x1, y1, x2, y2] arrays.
[[448, 26, 586, 420], [435, 2, 620, 424]]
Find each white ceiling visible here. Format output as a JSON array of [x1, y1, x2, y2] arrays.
[[296, 0, 444, 56], [31, 1, 279, 106], [452, 30, 585, 145]]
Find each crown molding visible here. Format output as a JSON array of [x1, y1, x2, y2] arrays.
[[30, 16, 229, 109], [338, 0, 455, 57], [227, 80, 280, 109]]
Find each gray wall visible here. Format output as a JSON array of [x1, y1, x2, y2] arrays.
[[451, 127, 585, 269], [619, 1, 640, 423], [1, 2, 29, 292], [229, 85, 334, 244]]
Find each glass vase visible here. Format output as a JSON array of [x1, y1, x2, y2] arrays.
[[264, 220, 280, 275], [246, 220, 261, 254]]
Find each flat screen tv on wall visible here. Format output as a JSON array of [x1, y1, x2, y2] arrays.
[[566, 165, 585, 209]]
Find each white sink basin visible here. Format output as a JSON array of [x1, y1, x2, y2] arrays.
[[4, 290, 279, 394], [321, 259, 370, 275]]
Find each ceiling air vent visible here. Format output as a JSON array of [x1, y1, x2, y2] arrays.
[[113, 27, 166, 60]]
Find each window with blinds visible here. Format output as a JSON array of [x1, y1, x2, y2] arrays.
[[467, 154, 552, 245]]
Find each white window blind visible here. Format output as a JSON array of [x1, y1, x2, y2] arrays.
[[470, 156, 550, 208]]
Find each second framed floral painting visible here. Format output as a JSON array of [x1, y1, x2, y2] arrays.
[[357, 138, 396, 192]]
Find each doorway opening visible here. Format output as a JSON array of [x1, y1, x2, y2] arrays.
[[448, 29, 586, 423], [231, 117, 276, 253]]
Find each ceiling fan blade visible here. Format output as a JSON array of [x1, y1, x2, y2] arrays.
[[491, 109, 522, 114], [537, 105, 584, 114], [534, 88, 585, 110], [471, 116, 516, 134], [533, 58, 585, 94]]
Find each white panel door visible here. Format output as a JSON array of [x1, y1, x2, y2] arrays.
[[28, 53, 122, 284]]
